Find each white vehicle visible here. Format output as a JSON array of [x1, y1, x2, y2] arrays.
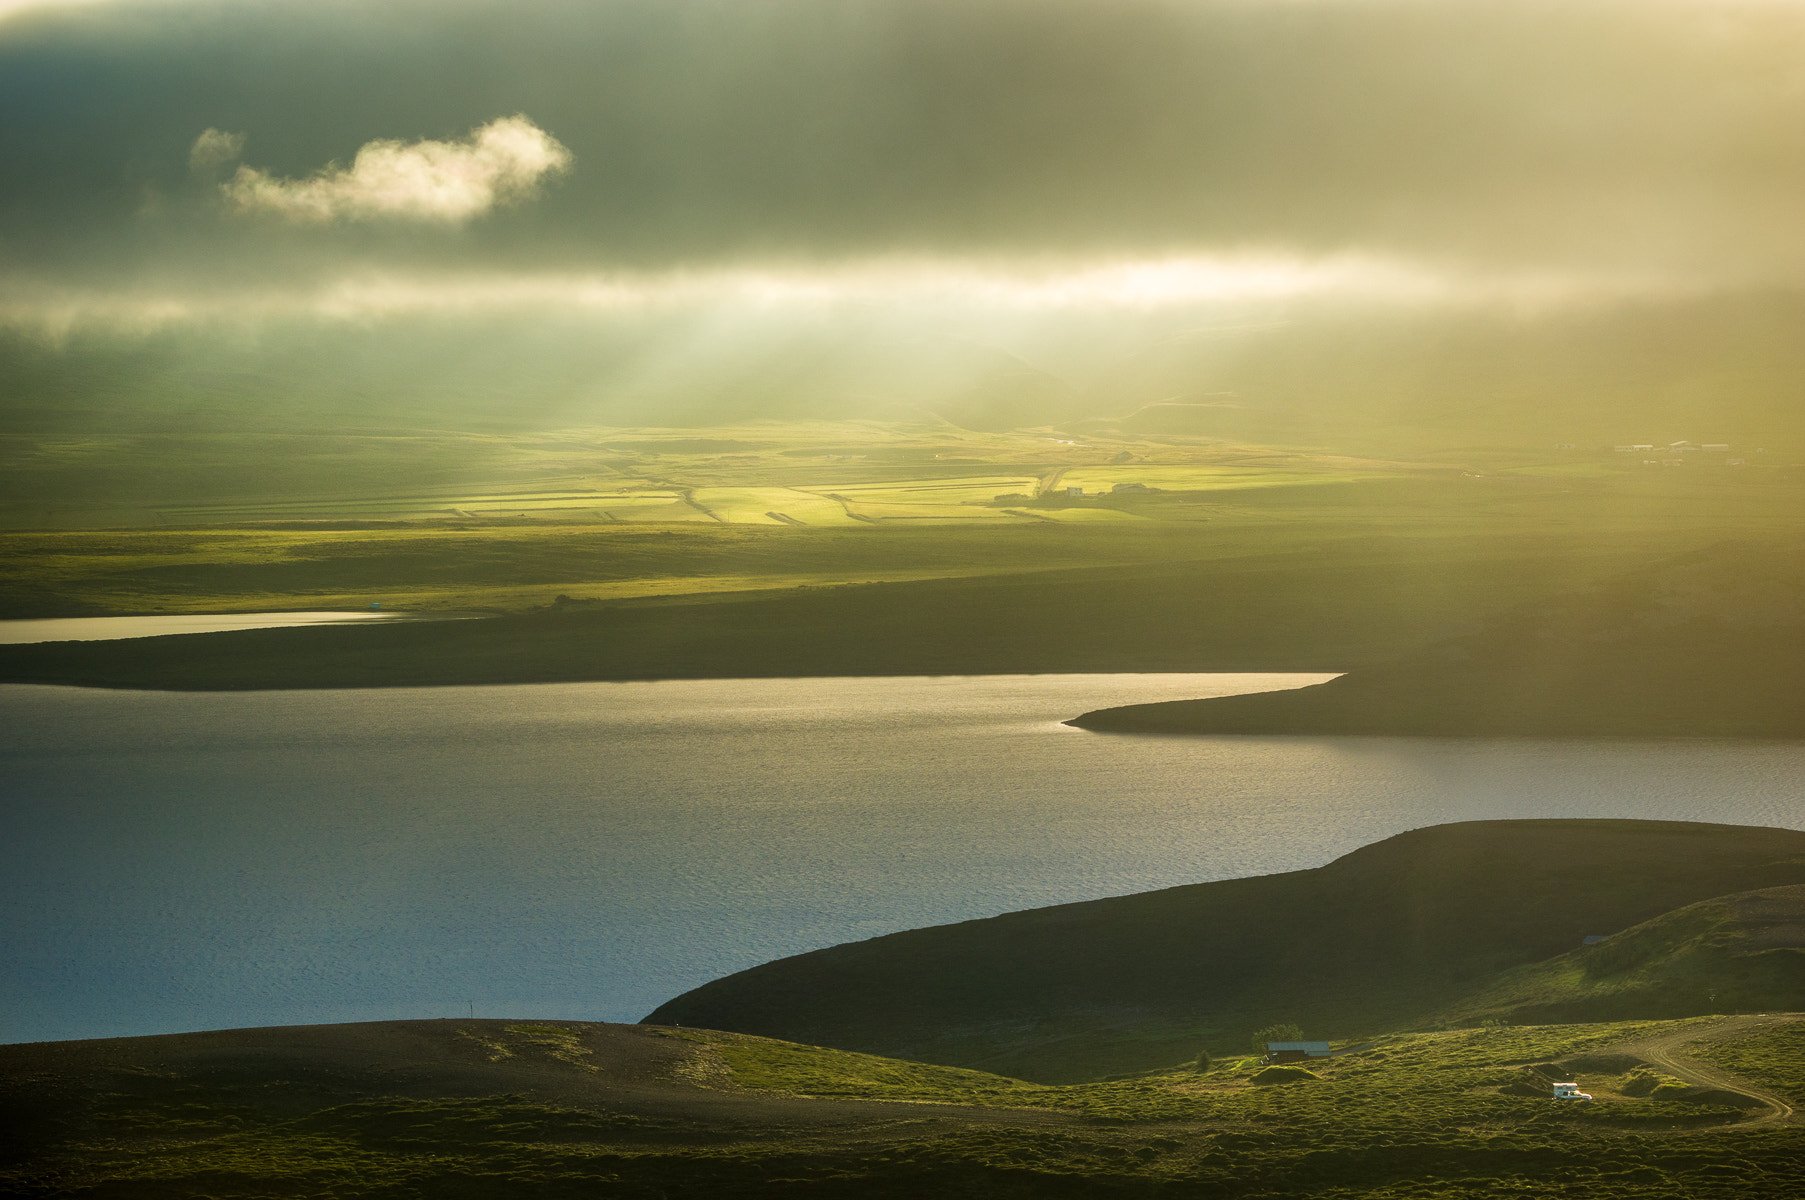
[[1552, 1082, 1593, 1101]]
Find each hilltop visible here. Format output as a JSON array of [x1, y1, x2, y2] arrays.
[[646, 820, 1805, 1081]]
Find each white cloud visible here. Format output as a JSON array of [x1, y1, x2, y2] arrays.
[[0, 255, 1693, 339], [221, 116, 572, 224], [188, 127, 244, 168]]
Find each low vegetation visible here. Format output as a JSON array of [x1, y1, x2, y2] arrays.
[[2, 1017, 1792, 1198], [1706, 1021, 1805, 1107], [1442, 886, 1805, 1025]]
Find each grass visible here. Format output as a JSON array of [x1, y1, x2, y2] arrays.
[[1705, 1021, 1805, 1106], [5, 1018, 1793, 1199], [5, 420, 1798, 620], [672, 1021, 1703, 1124], [3, 468, 1794, 635], [689, 487, 865, 525], [1440, 887, 1805, 1026]]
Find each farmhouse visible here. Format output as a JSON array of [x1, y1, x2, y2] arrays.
[[1263, 1041, 1332, 1064]]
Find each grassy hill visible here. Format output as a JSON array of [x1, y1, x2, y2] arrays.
[[1445, 885, 1805, 1027], [645, 820, 1805, 1082], [1070, 541, 1805, 739], [3, 1015, 1798, 1198]]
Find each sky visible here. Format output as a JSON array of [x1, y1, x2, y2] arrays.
[[4, 0, 1805, 433]]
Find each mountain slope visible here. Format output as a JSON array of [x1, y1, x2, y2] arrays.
[[645, 819, 1805, 1081], [1446, 885, 1805, 1026]]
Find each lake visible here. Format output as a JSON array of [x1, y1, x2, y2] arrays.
[[2, 673, 1800, 1045], [0, 611, 400, 645]]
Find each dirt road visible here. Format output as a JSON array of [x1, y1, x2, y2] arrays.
[[1602, 1013, 1800, 1128]]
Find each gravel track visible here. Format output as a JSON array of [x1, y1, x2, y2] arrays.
[[1600, 1013, 1800, 1128]]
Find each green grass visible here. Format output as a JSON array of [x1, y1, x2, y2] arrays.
[[8, 1019, 1792, 1199], [5, 463, 1794, 620], [1440, 888, 1805, 1025], [1705, 1021, 1805, 1106], [675, 1021, 1709, 1124]]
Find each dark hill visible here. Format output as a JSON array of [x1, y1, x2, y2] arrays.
[[1069, 541, 1805, 738], [644, 820, 1805, 1082], [0, 1019, 1079, 1199]]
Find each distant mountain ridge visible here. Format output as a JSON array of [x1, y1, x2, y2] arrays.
[[644, 819, 1805, 1082]]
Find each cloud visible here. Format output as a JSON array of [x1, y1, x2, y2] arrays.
[[11, 0, 1805, 285], [221, 116, 571, 224], [0, 255, 1692, 340], [188, 128, 243, 169]]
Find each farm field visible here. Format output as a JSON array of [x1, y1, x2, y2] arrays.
[[3, 419, 1799, 622]]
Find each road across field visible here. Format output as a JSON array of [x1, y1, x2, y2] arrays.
[[1601, 1014, 1800, 1128]]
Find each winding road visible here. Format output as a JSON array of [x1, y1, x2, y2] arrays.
[[1601, 1013, 1800, 1128]]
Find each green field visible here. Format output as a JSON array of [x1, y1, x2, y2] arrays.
[[4, 421, 1799, 618], [2, 420, 1799, 699]]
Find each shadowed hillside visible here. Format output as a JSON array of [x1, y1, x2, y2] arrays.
[[1070, 541, 1805, 739], [645, 820, 1805, 1082]]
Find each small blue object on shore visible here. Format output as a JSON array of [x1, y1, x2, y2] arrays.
[[370, 602, 382, 609]]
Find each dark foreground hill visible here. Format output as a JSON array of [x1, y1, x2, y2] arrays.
[[3, 1014, 1801, 1198], [646, 820, 1805, 1081], [1070, 542, 1805, 738]]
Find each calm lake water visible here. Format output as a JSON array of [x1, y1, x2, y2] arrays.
[[2, 674, 1800, 1045], [0, 611, 400, 644]]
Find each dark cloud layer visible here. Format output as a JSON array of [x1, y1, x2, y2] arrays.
[[5, 0, 1805, 285], [7, 0, 1805, 445]]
